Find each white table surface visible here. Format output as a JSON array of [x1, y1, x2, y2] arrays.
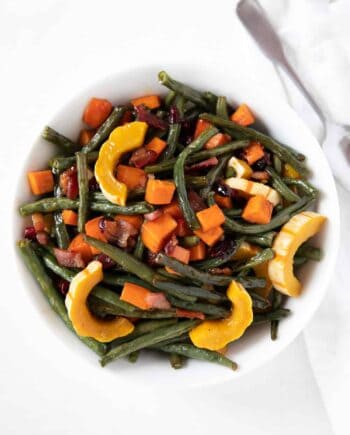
[[0, 1, 344, 433]]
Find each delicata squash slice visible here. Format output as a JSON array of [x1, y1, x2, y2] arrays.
[[268, 211, 326, 297], [189, 281, 253, 351], [65, 261, 134, 342], [95, 121, 148, 206]]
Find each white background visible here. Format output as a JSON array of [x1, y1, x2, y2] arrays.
[[0, 0, 347, 434]]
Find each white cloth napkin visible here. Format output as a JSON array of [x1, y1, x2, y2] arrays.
[[259, 1, 350, 434], [260, 0, 350, 192]]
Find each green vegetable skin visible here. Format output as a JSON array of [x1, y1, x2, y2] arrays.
[[42, 126, 79, 152], [76, 152, 89, 233]]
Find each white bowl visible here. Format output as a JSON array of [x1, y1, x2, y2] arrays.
[[12, 65, 340, 388]]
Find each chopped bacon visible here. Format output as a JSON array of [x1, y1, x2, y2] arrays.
[[188, 190, 206, 212], [59, 166, 78, 199], [176, 308, 205, 320], [24, 226, 36, 241], [163, 234, 179, 255], [36, 231, 49, 246], [134, 104, 168, 130], [251, 171, 270, 181], [99, 218, 138, 248], [208, 267, 232, 276], [186, 157, 219, 172], [54, 248, 85, 268], [129, 147, 158, 168], [146, 292, 171, 310], [144, 208, 163, 221]]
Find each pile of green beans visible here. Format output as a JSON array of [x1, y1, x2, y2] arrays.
[[17, 70, 324, 371]]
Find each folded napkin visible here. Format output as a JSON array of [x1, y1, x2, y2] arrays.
[[259, 1, 350, 434], [260, 0, 350, 192]]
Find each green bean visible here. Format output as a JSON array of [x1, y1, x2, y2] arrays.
[[166, 295, 230, 318], [161, 95, 184, 161], [200, 156, 229, 198], [158, 71, 210, 109], [296, 244, 322, 261], [253, 308, 291, 324], [17, 240, 107, 356], [202, 91, 218, 111], [273, 155, 282, 174], [156, 252, 232, 286], [82, 106, 127, 153], [266, 167, 300, 202], [164, 90, 176, 107], [245, 232, 276, 248], [199, 113, 308, 176], [174, 127, 219, 230], [250, 292, 271, 311], [76, 152, 89, 232], [224, 195, 314, 235], [90, 189, 145, 202], [154, 333, 190, 347], [169, 352, 184, 369], [52, 182, 70, 249], [19, 198, 154, 216], [216, 96, 229, 119], [236, 276, 267, 289], [293, 256, 307, 266], [271, 321, 278, 340], [193, 239, 242, 270], [235, 248, 274, 272], [154, 343, 237, 370], [88, 297, 177, 319], [110, 319, 178, 347], [49, 152, 99, 171], [181, 236, 200, 248], [85, 236, 157, 284], [128, 351, 139, 363], [145, 140, 248, 173], [283, 178, 318, 198], [224, 208, 243, 218], [153, 280, 226, 303], [42, 126, 79, 152], [133, 235, 144, 260], [100, 320, 199, 366]]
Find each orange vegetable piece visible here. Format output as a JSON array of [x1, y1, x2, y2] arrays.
[[69, 234, 93, 263], [166, 245, 191, 275], [194, 119, 212, 139], [146, 137, 167, 156], [242, 195, 273, 224], [85, 216, 107, 255], [196, 204, 225, 232], [83, 98, 113, 129], [194, 226, 224, 247], [62, 210, 78, 226], [115, 165, 147, 191], [230, 103, 255, 126], [214, 194, 233, 209], [145, 179, 176, 205], [176, 308, 205, 320], [27, 170, 54, 195], [163, 201, 183, 219], [120, 282, 170, 310], [243, 141, 265, 165], [115, 214, 143, 231], [131, 95, 161, 110], [189, 241, 206, 261], [204, 133, 231, 150], [141, 213, 178, 253], [31, 213, 46, 232], [78, 129, 95, 146]]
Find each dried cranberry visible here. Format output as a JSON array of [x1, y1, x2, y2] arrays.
[[57, 279, 69, 296], [89, 177, 100, 192], [209, 238, 237, 259], [146, 250, 158, 267], [135, 105, 168, 130], [129, 148, 158, 168], [253, 152, 272, 171], [168, 105, 181, 124], [95, 253, 116, 270], [215, 181, 232, 197], [188, 190, 206, 212], [24, 226, 36, 241]]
